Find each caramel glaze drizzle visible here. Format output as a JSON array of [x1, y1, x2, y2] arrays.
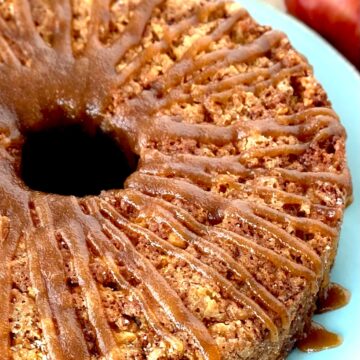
[[0, 0, 352, 359], [83, 198, 220, 359], [127, 172, 323, 271], [122, 190, 316, 280], [297, 321, 342, 352], [0, 151, 31, 356], [91, 197, 281, 337], [33, 194, 220, 359], [316, 282, 351, 314]]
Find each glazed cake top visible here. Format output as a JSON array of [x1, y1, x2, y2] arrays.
[[0, 0, 352, 359]]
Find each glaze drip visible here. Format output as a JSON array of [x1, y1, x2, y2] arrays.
[[297, 322, 343, 352]]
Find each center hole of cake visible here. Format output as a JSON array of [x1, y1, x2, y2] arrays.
[[21, 125, 138, 197]]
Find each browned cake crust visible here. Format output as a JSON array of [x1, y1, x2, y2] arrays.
[[0, 1, 352, 359]]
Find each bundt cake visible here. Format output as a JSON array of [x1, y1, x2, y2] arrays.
[[0, 0, 352, 359]]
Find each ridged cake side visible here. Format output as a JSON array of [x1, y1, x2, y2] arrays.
[[0, 0, 352, 359]]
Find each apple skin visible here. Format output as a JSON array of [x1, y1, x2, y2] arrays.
[[285, 0, 360, 68]]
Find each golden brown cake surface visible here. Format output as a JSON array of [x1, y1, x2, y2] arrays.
[[0, 0, 352, 359]]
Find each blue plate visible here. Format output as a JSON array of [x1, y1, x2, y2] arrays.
[[237, 1, 360, 358]]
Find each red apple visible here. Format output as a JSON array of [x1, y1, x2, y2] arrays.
[[285, 0, 360, 68]]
